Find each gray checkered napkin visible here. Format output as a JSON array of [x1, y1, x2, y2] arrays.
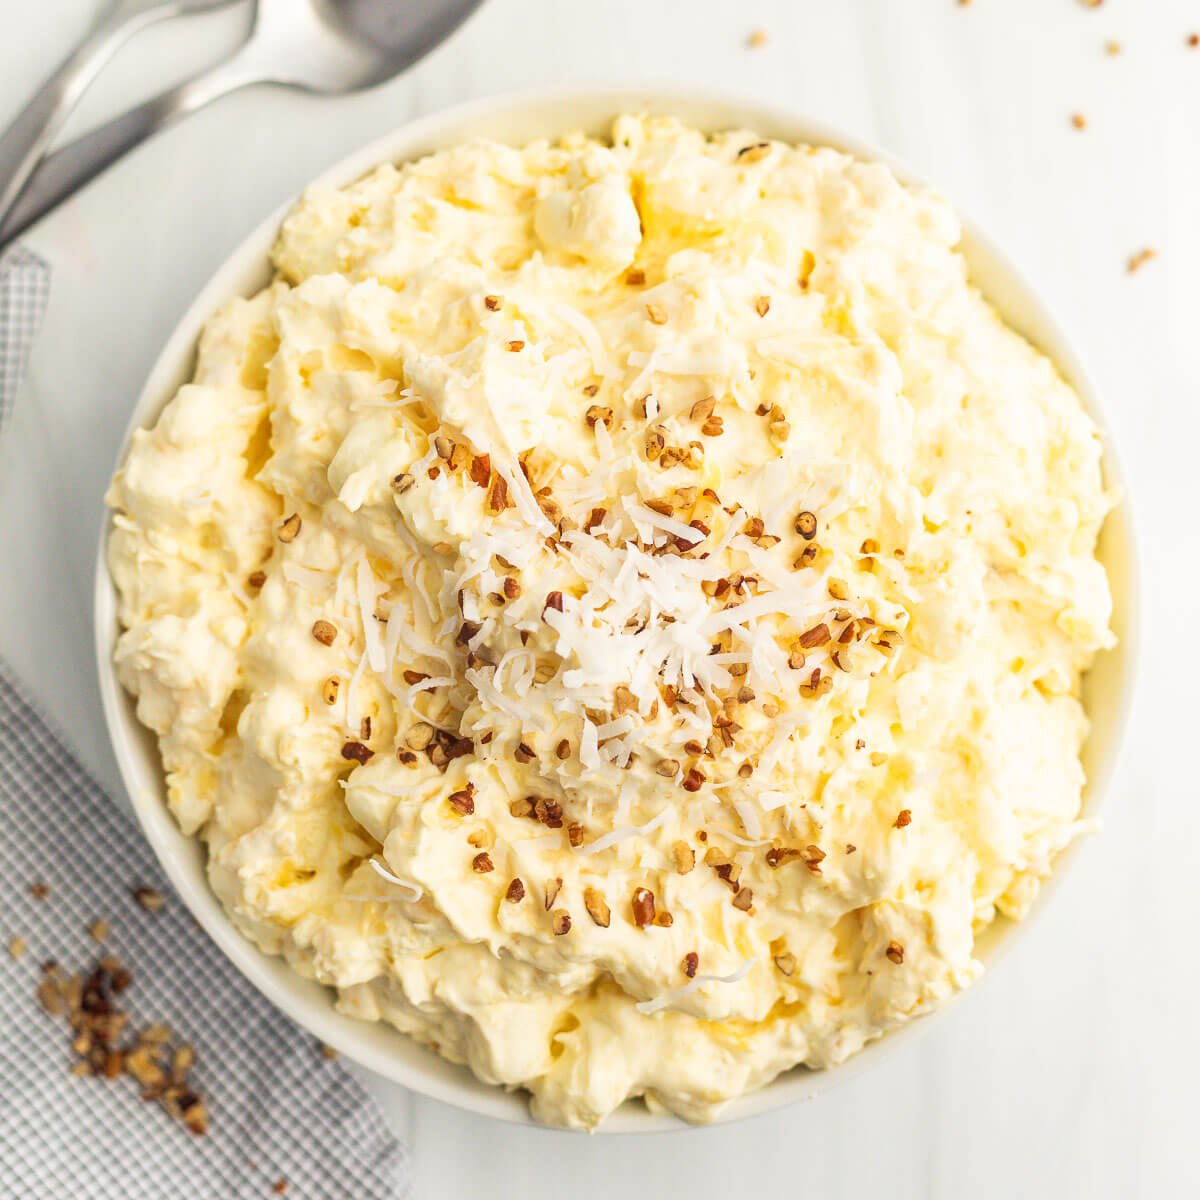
[[0, 249, 409, 1199]]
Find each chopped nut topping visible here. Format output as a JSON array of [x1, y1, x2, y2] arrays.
[[885, 941, 905, 965], [631, 888, 656, 927], [340, 741, 373, 765], [567, 822, 585, 848], [88, 919, 110, 943], [798, 622, 831, 649], [506, 339, 525, 352], [827, 578, 850, 601], [625, 269, 646, 286], [406, 722, 435, 750], [736, 142, 771, 164], [655, 758, 680, 779], [894, 809, 912, 828], [584, 888, 611, 927], [277, 513, 301, 543], [682, 951, 699, 978], [585, 405, 614, 430], [794, 510, 817, 540], [773, 952, 797, 976], [551, 909, 571, 935], [320, 677, 340, 705], [485, 473, 511, 515], [645, 302, 667, 325], [311, 619, 337, 646], [731, 888, 754, 912], [801, 845, 826, 871], [754, 295, 771, 317], [532, 796, 563, 828], [472, 853, 494, 873], [544, 591, 564, 615], [469, 454, 491, 487], [672, 842, 696, 874], [514, 741, 537, 764], [484, 294, 501, 311], [544, 877, 563, 910], [682, 767, 705, 792], [247, 570, 266, 590], [690, 396, 716, 422], [456, 619, 482, 646], [505, 878, 526, 903], [447, 786, 475, 816]]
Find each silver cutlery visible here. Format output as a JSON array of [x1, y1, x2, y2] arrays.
[[0, 0, 484, 247], [0, 0, 233, 237]]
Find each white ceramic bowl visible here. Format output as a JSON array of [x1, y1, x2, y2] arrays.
[[94, 85, 1139, 1132]]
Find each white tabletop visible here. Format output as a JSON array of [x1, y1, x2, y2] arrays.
[[3, 1, 1195, 1196]]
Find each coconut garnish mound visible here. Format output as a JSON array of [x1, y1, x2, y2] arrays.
[[106, 114, 1113, 1129]]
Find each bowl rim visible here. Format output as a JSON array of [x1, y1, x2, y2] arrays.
[[93, 82, 1141, 1133]]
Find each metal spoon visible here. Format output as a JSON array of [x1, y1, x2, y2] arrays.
[[0, 0, 234, 236], [0, 0, 484, 246]]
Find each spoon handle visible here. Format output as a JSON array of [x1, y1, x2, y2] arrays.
[[0, 52, 258, 248], [0, 2, 175, 236]]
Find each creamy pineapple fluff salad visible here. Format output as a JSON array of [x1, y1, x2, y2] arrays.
[[108, 114, 1114, 1129]]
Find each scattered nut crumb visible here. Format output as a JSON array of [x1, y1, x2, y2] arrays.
[[37, 953, 208, 1134], [1127, 247, 1157, 274], [885, 941, 905, 965], [132, 886, 165, 913], [631, 888, 656, 927], [8, 936, 27, 960], [1071, 113, 1087, 131], [277, 513, 301, 543], [746, 28, 768, 48], [30, 882, 49, 900], [88, 919, 110, 943]]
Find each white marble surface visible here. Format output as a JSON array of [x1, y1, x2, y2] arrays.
[[2, 1, 1197, 1196]]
